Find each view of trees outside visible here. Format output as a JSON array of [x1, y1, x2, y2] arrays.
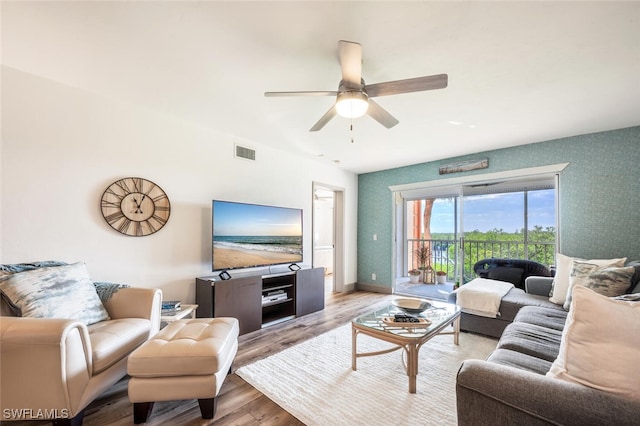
[[407, 189, 556, 282]]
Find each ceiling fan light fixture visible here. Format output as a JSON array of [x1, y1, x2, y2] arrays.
[[335, 91, 369, 118]]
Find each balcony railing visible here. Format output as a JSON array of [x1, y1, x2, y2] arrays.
[[408, 238, 555, 282]]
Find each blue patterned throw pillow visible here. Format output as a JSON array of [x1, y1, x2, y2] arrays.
[[0, 262, 110, 325]]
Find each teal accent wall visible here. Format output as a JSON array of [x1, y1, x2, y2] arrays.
[[357, 126, 640, 290]]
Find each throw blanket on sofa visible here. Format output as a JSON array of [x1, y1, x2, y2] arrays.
[[456, 278, 514, 318], [94, 282, 130, 302]]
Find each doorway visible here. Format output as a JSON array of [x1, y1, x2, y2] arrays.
[[312, 183, 345, 294]]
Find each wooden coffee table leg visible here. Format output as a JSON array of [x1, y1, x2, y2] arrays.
[[351, 325, 357, 370], [407, 344, 418, 394], [453, 317, 460, 345]]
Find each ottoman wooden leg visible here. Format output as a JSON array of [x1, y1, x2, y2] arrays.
[[198, 397, 217, 419], [133, 402, 154, 424]]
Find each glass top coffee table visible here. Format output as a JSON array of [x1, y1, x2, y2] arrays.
[[351, 298, 461, 393]]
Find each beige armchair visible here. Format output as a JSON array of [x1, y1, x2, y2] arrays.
[[1, 286, 162, 425]]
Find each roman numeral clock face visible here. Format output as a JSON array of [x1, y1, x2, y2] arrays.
[[100, 177, 171, 237]]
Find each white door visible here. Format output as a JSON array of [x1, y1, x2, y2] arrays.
[[312, 183, 345, 293]]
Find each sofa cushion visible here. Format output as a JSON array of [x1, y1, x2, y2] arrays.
[[563, 262, 635, 309], [486, 348, 553, 376], [498, 288, 563, 322], [547, 286, 640, 402], [548, 254, 626, 306], [513, 306, 568, 331], [497, 322, 563, 362], [0, 262, 110, 325], [88, 318, 151, 374]]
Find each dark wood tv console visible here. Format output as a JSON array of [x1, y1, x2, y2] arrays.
[[195, 267, 324, 335]]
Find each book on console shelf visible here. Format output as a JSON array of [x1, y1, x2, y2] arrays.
[[161, 300, 181, 310], [161, 307, 182, 315]]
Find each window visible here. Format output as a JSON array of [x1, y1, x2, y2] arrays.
[[399, 173, 558, 284]]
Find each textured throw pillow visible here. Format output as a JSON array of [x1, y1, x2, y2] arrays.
[[547, 286, 640, 401], [614, 293, 640, 302], [563, 261, 635, 310], [0, 262, 110, 325], [626, 261, 640, 293], [548, 254, 626, 305]]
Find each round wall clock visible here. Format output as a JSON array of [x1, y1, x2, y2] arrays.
[[100, 177, 171, 237]]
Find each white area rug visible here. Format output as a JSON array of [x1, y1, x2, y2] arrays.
[[236, 324, 497, 426]]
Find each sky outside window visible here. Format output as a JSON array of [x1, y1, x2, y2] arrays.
[[428, 189, 555, 233]]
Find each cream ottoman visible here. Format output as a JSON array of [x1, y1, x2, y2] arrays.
[[127, 317, 239, 423]]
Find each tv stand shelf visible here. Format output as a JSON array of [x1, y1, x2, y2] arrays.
[[195, 267, 324, 335]]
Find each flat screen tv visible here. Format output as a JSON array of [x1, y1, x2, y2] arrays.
[[212, 200, 303, 271]]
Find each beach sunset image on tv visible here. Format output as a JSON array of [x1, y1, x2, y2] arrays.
[[212, 201, 303, 271]]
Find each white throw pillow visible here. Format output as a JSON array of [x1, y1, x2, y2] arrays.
[[0, 262, 110, 325], [548, 253, 626, 305], [547, 286, 640, 401], [563, 261, 635, 310]]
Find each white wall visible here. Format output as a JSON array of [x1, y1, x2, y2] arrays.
[[1, 67, 358, 303]]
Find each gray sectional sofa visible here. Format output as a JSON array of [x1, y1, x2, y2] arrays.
[[448, 276, 563, 338], [446, 258, 556, 338], [456, 303, 640, 425], [454, 263, 640, 425]]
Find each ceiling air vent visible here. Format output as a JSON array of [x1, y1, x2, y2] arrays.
[[235, 144, 256, 161]]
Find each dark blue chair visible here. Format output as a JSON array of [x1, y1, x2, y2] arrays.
[[473, 258, 552, 290]]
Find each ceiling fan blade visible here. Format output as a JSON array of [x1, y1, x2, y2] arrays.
[[265, 91, 338, 97], [367, 99, 399, 129], [310, 105, 337, 132], [365, 74, 448, 98], [339, 40, 362, 89]]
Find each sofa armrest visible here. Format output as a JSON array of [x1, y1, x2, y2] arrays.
[[457, 360, 640, 426], [0, 317, 92, 418], [524, 276, 554, 296], [102, 287, 162, 337]]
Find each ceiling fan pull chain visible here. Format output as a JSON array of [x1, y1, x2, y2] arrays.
[[350, 120, 355, 143]]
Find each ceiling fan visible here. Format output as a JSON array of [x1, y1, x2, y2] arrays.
[[264, 40, 448, 132]]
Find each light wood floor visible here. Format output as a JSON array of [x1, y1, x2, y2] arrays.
[[3, 290, 392, 426]]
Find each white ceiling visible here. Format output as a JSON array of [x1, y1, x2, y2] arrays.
[[3, 1, 639, 174]]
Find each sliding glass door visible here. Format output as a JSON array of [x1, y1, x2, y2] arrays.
[[459, 186, 556, 282], [400, 176, 557, 287]]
